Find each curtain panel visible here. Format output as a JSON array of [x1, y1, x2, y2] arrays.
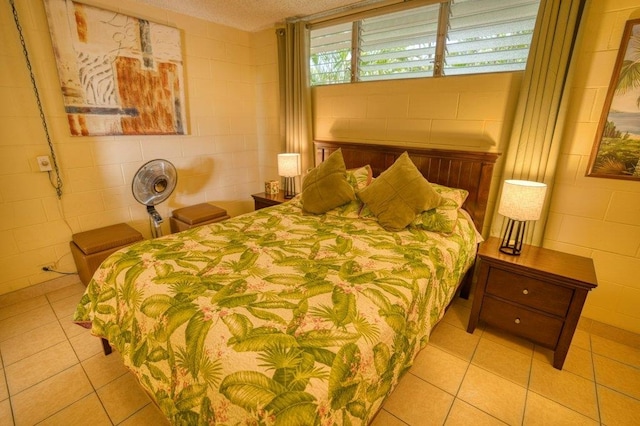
[[277, 21, 313, 176], [495, 0, 588, 245]]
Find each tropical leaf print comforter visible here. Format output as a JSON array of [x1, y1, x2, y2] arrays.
[[74, 199, 480, 425]]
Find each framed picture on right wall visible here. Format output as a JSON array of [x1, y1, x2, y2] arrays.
[[587, 18, 640, 180]]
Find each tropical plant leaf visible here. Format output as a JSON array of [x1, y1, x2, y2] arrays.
[[222, 313, 252, 340], [219, 371, 285, 412], [264, 391, 318, 425], [175, 383, 208, 411], [140, 294, 174, 318], [297, 329, 359, 348]]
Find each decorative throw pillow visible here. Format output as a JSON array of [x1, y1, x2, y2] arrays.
[[357, 152, 441, 231], [325, 165, 374, 218], [410, 184, 469, 233], [301, 149, 355, 214], [347, 165, 373, 191]]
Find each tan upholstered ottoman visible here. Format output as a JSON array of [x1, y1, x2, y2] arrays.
[[70, 223, 143, 285], [170, 203, 230, 233]]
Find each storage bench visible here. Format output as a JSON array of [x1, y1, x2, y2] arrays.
[[70, 223, 143, 285], [170, 203, 229, 233]]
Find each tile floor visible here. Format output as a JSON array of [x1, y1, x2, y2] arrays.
[[0, 275, 639, 425]]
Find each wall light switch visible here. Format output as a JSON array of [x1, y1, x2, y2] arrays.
[[37, 155, 52, 172]]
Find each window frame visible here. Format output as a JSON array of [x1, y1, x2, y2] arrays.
[[309, 0, 539, 85]]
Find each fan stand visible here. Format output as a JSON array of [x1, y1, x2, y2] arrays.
[[147, 205, 164, 238]]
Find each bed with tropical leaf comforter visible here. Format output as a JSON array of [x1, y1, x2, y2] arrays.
[[74, 195, 480, 425]]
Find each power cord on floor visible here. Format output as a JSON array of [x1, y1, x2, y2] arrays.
[[42, 266, 75, 275]]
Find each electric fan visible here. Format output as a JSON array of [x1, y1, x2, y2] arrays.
[[131, 159, 177, 238]]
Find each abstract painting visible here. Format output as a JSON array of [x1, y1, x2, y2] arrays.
[[44, 0, 187, 136], [588, 18, 640, 180]]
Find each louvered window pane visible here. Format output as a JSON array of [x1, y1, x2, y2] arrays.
[[359, 5, 439, 81], [445, 0, 540, 75], [310, 23, 352, 85]]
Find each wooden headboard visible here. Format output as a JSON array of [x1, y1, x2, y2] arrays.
[[314, 141, 501, 231]]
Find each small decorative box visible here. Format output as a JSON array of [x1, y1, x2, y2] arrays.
[[265, 180, 279, 195]]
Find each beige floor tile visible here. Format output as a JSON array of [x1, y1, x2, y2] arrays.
[[591, 320, 640, 350], [0, 369, 8, 401], [591, 335, 640, 368], [528, 359, 598, 421], [45, 281, 86, 303], [82, 350, 129, 389], [597, 384, 640, 426], [441, 300, 471, 331], [60, 314, 88, 339], [411, 345, 468, 394], [457, 365, 526, 426], [593, 354, 640, 400], [0, 399, 12, 426], [481, 326, 534, 357], [0, 321, 67, 366], [0, 296, 49, 322], [370, 409, 408, 426], [5, 340, 78, 395], [429, 322, 480, 361], [572, 329, 591, 351], [561, 345, 594, 381], [383, 373, 454, 426], [97, 372, 152, 424], [472, 338, 531, 387], [119, 402, 172, 426], [69, 327, 105, 361], [444, 398, 507, 425], [0, 285, 45, 309], [523, 391, 599, 425], [0, 304, 57, 342], [10, 364, 93, 425], [38, 393, 111, 426], [50, 293, 85, 319]]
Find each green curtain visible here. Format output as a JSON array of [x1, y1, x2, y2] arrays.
[[496, 0, 588, 245], [276, 21, 313, 176]]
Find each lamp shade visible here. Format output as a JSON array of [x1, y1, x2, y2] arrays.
[[277, 153, 301, 177], [498, 180, 547, 221]]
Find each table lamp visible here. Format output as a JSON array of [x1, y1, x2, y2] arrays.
[[498, 179, 547, 255], [277, 153, 301, 199]]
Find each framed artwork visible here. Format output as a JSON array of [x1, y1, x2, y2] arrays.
[[43, 0, 187, 136], [587, 18, 640, 180]]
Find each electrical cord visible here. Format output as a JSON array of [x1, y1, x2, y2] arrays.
[[10, 0, 63, 199]]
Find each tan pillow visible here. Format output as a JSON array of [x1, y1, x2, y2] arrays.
[[357, 152, 442, 231], [301, 149, 355, 214]]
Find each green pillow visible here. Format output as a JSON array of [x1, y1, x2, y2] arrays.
[[409, 184, 469, 233], [301, 149, 355, 214], [357, 152, 442, 231]]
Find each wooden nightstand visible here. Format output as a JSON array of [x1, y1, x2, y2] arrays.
[[251, 192, 287, 210], [467, 237, 597, 369]]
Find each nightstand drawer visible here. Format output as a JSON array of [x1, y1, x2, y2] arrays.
[[486, 268, 572, 317], [480, 296, 563, 348]]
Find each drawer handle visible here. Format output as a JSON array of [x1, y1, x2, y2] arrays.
[[514, 318, 521, 324], [522, 289, 529, 295]]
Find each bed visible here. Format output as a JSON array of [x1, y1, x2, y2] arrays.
[[74, 141, 500, 425]]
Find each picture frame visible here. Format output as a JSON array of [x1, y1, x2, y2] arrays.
[[43, 0, 187, 136], [587, 18, 640, 180]]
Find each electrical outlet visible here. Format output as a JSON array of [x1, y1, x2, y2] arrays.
[[37, 155, 52, 172]]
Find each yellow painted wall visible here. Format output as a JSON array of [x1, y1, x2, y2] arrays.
[[544, 0, 640, 334], [0, 0, 280, 294]]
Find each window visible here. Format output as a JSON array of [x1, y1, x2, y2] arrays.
[[309, 0, 541, 86]]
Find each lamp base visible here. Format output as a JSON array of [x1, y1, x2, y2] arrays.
[[283, 177, 296, 199], [499, 218, 526, 256]]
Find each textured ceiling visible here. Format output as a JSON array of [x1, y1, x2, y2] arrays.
[[131, 0, 369, 32]]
